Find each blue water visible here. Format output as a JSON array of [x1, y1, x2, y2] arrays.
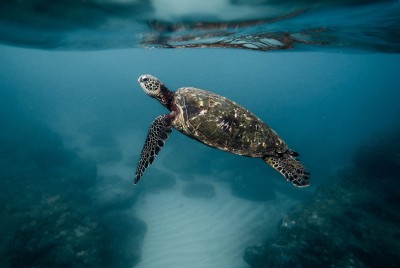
[[1, 1, 400, 267]]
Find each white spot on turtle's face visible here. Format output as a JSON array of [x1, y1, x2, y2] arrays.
[[138, 74, 163, 97]]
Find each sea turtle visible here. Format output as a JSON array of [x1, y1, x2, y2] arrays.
[[134, 74, 310, 187]]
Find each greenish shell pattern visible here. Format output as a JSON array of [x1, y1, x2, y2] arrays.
[[172, 87, 288, 157]]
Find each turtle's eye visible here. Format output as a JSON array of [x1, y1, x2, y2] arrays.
[[142, 77, 149, 82]]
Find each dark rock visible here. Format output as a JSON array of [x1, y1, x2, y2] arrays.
[[244, 130, 400, 268], [95, 176, 137, 213], [6, 197, 104, 268], [100, 212, 147, 268], [0, 82, 148, 268], [182, 182, 216, 199]]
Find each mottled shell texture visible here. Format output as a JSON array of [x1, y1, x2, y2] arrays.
[[172, 88, 287, 157]]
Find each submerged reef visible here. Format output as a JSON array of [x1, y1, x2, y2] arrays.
[[244, 130, 400, 268], [0, 93, 146, 267]]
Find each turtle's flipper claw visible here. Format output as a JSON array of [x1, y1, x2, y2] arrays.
[[134, 114, 173, 185]]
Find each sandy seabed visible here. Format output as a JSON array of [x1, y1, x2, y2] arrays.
[[133, 177, 295, 268]]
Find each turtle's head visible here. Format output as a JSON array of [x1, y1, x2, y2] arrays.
[[138, 74, 165, 98], [138, 74, 173, 109]]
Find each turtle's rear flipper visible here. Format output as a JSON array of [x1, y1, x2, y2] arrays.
[[134, 114, 173, 185], [263, 153, 310, 187]]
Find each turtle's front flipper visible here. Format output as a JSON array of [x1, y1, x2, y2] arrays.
[[263, 153, 310, 187], [134, 114, 174, 185]]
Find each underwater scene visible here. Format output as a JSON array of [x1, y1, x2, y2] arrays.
[[1, 0, 400, 267]]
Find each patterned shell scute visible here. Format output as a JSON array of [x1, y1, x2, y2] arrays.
[[173, 87, 286, 157]]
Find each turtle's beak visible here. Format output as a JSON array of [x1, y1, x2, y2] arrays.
[[138, 74, 154, 96], [138, 75, 148, 92], [138, 75, 147, 83]]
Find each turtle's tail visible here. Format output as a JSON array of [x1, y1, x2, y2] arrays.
[[263, 151, 310, 187]]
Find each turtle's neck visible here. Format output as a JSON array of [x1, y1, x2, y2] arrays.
[[156, 85, 175, 111]]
